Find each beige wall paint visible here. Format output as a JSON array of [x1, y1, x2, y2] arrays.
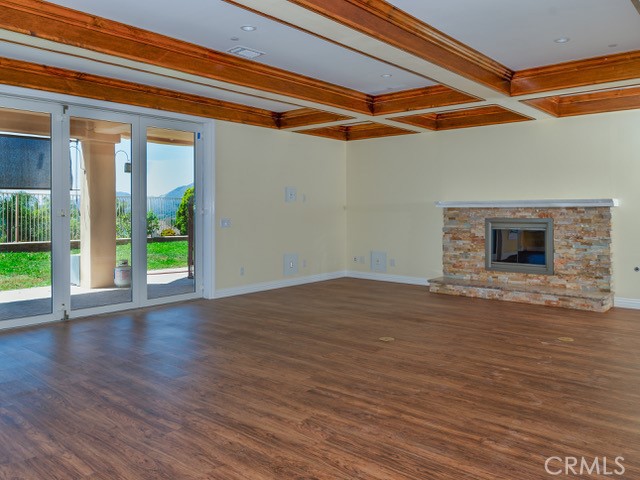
[[346, 110, 640, 299], [215, 121, 347, 290]]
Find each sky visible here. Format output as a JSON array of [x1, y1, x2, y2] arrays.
[[109, 138, 195, 197]]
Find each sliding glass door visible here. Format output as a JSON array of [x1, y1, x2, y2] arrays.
[[144, 122, 198, 300], [0, 97, 203, 328], [69, 115, 134, 311], [0, 105, 55, 321]]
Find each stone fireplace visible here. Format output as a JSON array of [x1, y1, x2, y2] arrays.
[[428, 199, 617, 312]]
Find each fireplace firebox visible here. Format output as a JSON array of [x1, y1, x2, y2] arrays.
[[485, 218, 554, 275]]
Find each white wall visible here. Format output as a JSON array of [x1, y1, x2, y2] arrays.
[[346, 110, 640, 299], [215, 121, 347, 291]]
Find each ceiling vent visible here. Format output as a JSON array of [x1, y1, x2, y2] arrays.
[[227, 46, 265, 60]]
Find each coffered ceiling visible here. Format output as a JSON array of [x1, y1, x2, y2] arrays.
[[0, 0, 638, 141]]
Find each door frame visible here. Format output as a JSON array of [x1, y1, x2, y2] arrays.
[[65, 106, 140, 317], [0, 96, 66, 330], [138, 116, 205, 306], [0, 88, 215, 331]]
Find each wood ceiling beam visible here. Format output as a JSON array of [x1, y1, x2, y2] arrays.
[[393, 106, 531, 131], [391, 113, 437, 131], [277, 108, 353, 129], [371, 86, 479, 116], [286, 0, 512, 95], [520, 97, 559, 117], [346, 122, 416, 141], [524, 86, 640, 117], [511, 51, 640, 96], [296, 125, 348, 141], [433, 106, 531, 130], [0, 0, 371, 114], [0, 56, 280, 128], [299, 122, 416, 141]]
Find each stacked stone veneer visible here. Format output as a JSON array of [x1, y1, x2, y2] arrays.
[[429, 207, 613, 311]]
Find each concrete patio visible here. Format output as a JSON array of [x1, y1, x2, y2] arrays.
[[0, 268, 195, 321]]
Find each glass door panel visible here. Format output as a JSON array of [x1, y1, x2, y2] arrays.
[[145, 127, 195, 299], [0, 107, 53, 321], [69, 117, 133, 310]]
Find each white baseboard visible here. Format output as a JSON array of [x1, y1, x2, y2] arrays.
[[614, 297, 640, 310], [214, 270, 429, 299], [214, 271, 346, 299], [346, 270, 429, 286]]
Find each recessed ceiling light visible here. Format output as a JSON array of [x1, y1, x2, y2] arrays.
[[608, 43, 618, 48], [381, 74, 393, 78], [230, 36, 240, 41], [227, 46, 265, 60], [240, 25, 257, 32], [554, 37, 570, 44]]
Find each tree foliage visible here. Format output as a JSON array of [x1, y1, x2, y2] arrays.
[[146, 210, 159, 237], [115, 199, 131, 239], [174, 187, 194, 235]]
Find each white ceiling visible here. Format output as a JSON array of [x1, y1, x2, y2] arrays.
[[47, 0, 435, 94], [387, 0, 640, 70]]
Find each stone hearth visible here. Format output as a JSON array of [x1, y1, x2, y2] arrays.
[[429, 200, 616, 312]]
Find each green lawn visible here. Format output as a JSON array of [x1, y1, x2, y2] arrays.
[[0, 251, 52, 290], [0, 240, 188, 291]]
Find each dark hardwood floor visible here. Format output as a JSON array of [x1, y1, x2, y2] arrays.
[[0, 278, 639, 479]]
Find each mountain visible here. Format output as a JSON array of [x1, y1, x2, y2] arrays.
[[162, 183, 193, 199]]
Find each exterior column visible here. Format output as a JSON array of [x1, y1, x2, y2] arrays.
[[80, 140, 116, 288]]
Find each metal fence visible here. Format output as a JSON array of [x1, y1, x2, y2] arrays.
[[1, 190, 182, 243]]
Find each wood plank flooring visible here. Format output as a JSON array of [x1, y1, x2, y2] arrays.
[[0, 278, 639, 479]]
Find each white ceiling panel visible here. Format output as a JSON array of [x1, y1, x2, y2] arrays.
[[47, 0, 435, 94], [387, 0, 640, 70]]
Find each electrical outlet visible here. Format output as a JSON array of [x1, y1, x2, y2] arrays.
[[353, 256, 358, 263], [240, 266, 245, 276], [285, 186, 297, 203], [283, 253, 299, 276], [370, 251, 387, 273]]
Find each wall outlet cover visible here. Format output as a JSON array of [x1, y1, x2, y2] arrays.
[[370, 251, 387, 273], [283, 253, 299, 276], [285, 186, 297, 203]]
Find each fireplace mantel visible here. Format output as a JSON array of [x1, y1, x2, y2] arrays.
[[435, 199, 619, 208]]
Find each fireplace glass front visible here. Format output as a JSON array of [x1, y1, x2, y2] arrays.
[[485, 218, 554, 275]]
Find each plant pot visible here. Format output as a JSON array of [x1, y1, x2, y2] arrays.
[[114, 262, 131, 287]]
